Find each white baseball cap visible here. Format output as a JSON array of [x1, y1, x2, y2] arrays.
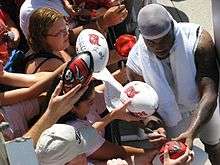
[[138, 4, 172, 40], [36, 124, 99, 165], [76, 29, 109, 73]]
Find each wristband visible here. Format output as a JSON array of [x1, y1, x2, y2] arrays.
[[131, 155, 135, 165]]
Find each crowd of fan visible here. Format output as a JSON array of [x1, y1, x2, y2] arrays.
[[0, 1, 218, 165]]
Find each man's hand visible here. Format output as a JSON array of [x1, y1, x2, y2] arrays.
[[163, 147, 194, 165], [172, 131, 194, 149], [147, 127, 167, 147], [47, 80, 88, 120]]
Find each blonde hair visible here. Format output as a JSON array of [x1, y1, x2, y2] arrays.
[[28, 7, 64, 53]]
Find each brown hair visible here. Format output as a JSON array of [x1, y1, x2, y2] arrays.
[[28, 7, 64, 53], [74, 81, 96, 107]]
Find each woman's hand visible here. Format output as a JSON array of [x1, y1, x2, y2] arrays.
[[111, 101, 142, 122], [47, 80, 88, 121], [100, 5, 128, 29]]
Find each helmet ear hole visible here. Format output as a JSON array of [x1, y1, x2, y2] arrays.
[[76, 29, 109, 73]]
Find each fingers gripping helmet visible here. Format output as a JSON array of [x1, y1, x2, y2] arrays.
[[120, 81, 159, 117], [76, 29, 109, 73]]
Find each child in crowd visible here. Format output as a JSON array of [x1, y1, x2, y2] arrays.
[[36, 124, 159, 165]]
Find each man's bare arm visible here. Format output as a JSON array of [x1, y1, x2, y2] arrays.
[[126, 67, 144, 82], [185, 29, 219, 139]]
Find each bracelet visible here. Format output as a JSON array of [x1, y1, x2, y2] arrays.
[[118, 59, 127, 69], [131, 155, 136, 165]]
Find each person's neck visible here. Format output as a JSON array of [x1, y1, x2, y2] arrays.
[[53, 51, 62, 57], [77, 114, 87, 120], [71, 108, 86, 120]]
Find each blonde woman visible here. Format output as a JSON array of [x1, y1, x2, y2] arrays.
[[26, 7, 70, 74], [26, 7, 128, 74]]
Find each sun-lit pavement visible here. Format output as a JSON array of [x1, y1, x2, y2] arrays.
[[157, 0, 213, 37]]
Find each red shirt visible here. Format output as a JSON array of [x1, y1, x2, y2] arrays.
[[0, 9, 9, 64]]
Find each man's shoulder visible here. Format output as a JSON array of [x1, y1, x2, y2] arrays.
[[178, 22, 200, 27], [178, 22, 200, 29], [193, 28, 218, 83], [178, 22, 200, 36], [127, 42, 139, 61], [128, 36, 142, 57]]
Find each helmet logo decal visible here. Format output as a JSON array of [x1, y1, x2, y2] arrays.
[[89, 34, 100, 46], [75, 129, 82, 144], [65, 69, 74, 83], [124, 86, 139, 98]]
